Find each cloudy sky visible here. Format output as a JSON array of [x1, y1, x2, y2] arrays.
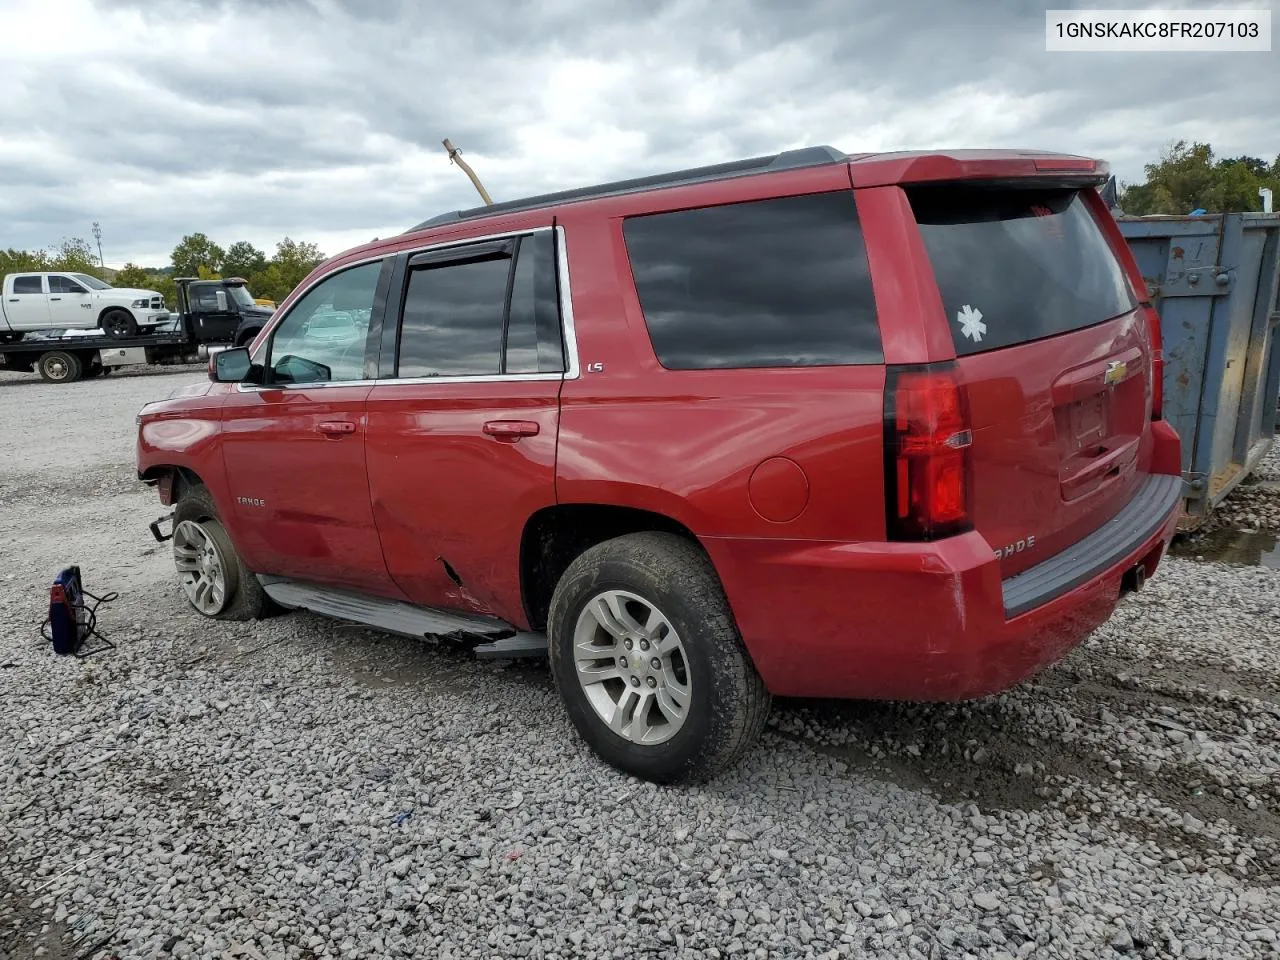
[[2, 0, 1276, 267]]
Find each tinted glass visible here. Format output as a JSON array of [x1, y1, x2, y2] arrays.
[[268, 261, 380, 384], [505, 233, 564, 374], [623, 192, 881, 369], [74, 274, 111, 290], [398, 257, 509, 378], [910, 187, 1136, 356], [192, 287, 225, 311], [13, 276, 43, 294], [48, 275, 86, 294]]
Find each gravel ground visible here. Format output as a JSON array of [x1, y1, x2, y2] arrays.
[[2, 370, 1278, 960], [1186, 444, 1280, 535]]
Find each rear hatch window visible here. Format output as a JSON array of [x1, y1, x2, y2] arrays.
[[909, 186, 1136, 355]]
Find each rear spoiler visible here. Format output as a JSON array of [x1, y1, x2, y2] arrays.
[[851, 154, 1112, 189]]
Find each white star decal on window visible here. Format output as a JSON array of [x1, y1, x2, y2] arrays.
[[957, 304, 986, 343]]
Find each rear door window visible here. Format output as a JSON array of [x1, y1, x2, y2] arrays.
[[623, 192, 882, 369], [394, 233, 564, 379], [909, 186, 1136, 356], [12, 276, 44, 294]]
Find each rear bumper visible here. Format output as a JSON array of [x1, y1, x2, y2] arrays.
[[704, 472, 1182, 702]]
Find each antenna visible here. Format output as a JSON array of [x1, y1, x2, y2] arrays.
[[442, 139, 493, 206], [91, 222, 105, 268]]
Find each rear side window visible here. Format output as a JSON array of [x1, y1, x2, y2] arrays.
[[623, 192, 882, 369], [12, 276, 43, 294], [910, 187, 1136, 356], [396, 232, 564, 378], [399, 257, 508, 377]]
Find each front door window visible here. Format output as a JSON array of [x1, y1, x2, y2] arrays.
[[267, 263, 381, 384]]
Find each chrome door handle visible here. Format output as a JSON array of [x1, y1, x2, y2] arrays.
[[483, 420, 540, 442], [317, 420, 357, 436]]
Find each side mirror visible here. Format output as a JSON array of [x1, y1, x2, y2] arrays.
[[210, 346, 253, 383]]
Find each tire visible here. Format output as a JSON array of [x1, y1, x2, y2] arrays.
[[172, 484, 270, 621], [547, 532, 771, 783], [37, 351, 83, 383], [235, 327, 262, 348], [100, 309, 138, 339], [83, 362, 104, 379]]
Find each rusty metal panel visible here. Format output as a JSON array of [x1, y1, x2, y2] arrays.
[[1117, 213, 1280, 525]]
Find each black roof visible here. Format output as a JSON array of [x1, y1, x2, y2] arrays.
[[408, 145, 847, 233]]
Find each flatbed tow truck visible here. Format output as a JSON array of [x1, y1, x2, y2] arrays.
[[0, 277, 270, 383]]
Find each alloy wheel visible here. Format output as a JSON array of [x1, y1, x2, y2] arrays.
[[173, 520, 230, 616], [572, 589, 692, 745]]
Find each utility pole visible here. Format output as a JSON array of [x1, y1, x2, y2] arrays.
[[442, 139, 494, 206], [91, 222, 105, 268]]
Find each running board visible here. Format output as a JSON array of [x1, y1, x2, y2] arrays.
[[472, 632, 549, 659], [257, 576, 548, 659], [259, 576, 509, 638]]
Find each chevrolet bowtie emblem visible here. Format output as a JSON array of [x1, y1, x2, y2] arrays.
[[1104, 360, 1127, 386]]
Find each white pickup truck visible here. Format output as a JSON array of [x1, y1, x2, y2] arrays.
[[1, 271, 170, 341]]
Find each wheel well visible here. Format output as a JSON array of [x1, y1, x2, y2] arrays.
[[139, 466, 206, 502], [519, 504, 699, 632], [98, 305, 132, 324], [235, 326, 262, 347]]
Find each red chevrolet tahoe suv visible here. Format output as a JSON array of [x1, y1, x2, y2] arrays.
[[137, 146, 1182, 783]]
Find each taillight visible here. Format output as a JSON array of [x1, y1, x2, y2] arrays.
[[884, 363, 974, 541], [1142, 304, 1164, 420]]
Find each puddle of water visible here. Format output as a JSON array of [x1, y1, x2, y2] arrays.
[[1171, 528, 1280, 569]]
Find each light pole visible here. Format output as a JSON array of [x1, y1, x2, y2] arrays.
[[91, 222, 105, 269]]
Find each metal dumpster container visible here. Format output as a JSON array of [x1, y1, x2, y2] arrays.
[[1117, 213, 1280, 527]]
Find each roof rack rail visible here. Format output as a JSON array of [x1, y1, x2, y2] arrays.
[[407, 145, 847, 233]]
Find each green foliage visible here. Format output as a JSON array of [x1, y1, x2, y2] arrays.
[[114, 263, 150, 288], [1120, 141, 1279, 215], [52, 238, 103, 275], [247, 263, 289, 304], [170, 232, 225, 276], [6, 229, 324, 307], [151, 275, 178, 307], [223, 241, 267, 279], [274, 237, 326, 288], [246, 238, 327, 303], [0, 248, 51, 276], [4, 229, 325, 309], [0, 238, 107, 280]]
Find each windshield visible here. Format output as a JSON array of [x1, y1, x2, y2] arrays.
[[75, 274, 112, 290], [909, 187, 1136, 356], [226, 284, 256, 308]]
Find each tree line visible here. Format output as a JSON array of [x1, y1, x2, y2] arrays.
[[1, 233, 328, 307], [125, 234, 327, 307], [1, 238, 103, 283], [1118, 141, 1279, 216]]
